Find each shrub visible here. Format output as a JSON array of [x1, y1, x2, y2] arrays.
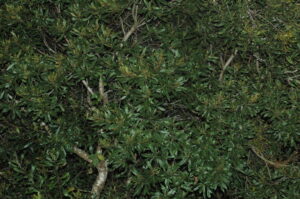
[[1, 0, 299, 198]]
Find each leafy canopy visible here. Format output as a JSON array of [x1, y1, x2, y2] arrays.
[[1, 0, 299, 198]]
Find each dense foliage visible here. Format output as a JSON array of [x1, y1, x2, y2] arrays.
[[1, 0, 300, 198]]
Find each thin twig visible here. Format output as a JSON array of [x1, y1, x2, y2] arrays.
[[82, 80, 95, 95], [219, 55, 225, 67], [287, 75, 300, 86], [288, 74, 300, 79], [42, 33, 56, 54], [250, 146, 289, 169], [256, 59, 260, 74], [123, 24, 137, 42], [252, 53, 264, 74], [284, 69, 298, 74], [98, 78, 108, 105], [247, 9, 257, 28], [219, 50, 238, 81], [82, 80, 94, 105], [35, 48, 47, 56], [120, 17, 126, 36], [55, 4, 61, 14]]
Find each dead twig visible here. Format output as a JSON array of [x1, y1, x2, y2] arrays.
[[219, 50, 238, 81]]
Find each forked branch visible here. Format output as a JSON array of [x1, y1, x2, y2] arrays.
[[73, 146, 108, 199], [75, 78, 109, 198], [121, 4, 146, 42]]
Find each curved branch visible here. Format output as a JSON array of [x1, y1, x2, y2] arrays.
[[250, 145, 297, 169]]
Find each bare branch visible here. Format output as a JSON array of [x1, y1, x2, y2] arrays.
[[122, 4, 146, 42], [91, 150, 108, 199], [73, 146, 108, 199], [132, 4, 138, 23], [288, 74, 300, 79], [73, 146, 92, 164], [287, 74, 300, 86], [219, 55, 225, 67], [219, 50, 238, 82], [77, 78, 110, 198], [123, 24, 137, 42], [247, 9, 257, 28], [256, 59, 260, 74], [98, 78, 108, 105], [137, 21, 146, 28], [120, 17, 126, 36], [284, 69, 298, 74], [42, 33, 56, 54], [82, 80, 95, 95], [250, 146, 289, 169]]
